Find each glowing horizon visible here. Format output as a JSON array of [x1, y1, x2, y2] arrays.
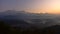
[[1, 0, 60, 14], [24, 0, 60, 14]]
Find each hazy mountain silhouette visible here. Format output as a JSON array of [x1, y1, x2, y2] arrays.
[[0, 10, 60, 34], [0, 10, 60, 28]]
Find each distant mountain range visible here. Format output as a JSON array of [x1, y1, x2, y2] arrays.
[[0, 10, 58, 19], [0, 10, 60, 28]]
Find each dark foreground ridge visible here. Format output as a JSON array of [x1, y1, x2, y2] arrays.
[[0, 20, 60, 34]]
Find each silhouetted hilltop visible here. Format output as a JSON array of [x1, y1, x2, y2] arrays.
[[1, 20, 60, 34], [43, 25, 60, 34]]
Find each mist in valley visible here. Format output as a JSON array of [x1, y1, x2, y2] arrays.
[[0, 10, 60, 34]]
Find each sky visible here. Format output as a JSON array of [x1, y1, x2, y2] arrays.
[[0, 0, 60, 14]]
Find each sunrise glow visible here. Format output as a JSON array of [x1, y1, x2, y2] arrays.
[[24, 0, 60, 14], [1, 0, 60, 14]]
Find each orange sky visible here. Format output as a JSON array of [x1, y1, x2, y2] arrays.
[[1, 0, 60, 14], [24, 0, 60, 14]]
